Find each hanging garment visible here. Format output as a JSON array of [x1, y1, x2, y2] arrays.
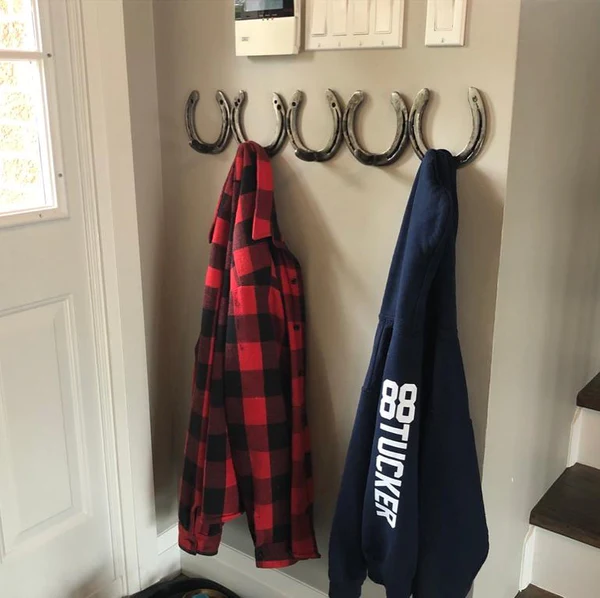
[[328, 150, 489, 598], [179, 141, 320, 568]]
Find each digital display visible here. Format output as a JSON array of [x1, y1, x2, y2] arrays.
[[245, 0, 284, 10], [235, 0, 293, 19]]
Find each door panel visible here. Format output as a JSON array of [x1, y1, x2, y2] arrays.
[[0, 0, 125, 596], [0, 297, 87, 554]]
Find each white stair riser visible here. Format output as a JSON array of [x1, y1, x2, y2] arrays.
[[532, 528, 600, 598], [577, 408, 600, 469]]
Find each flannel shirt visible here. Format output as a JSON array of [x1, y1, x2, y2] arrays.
[[179, 141, 320, 568]]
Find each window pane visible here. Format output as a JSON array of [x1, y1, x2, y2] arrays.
[[0, 59, 54, 215], [0, 0, 39, 51]]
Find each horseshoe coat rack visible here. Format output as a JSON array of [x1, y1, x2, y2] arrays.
[[232, 90, 287, 158], [342, 91, 409, 167], [286, 89, 343, 162], [184, 88, 488, 166], [185, 90, 231, 155], [408, 87, 487, 167]]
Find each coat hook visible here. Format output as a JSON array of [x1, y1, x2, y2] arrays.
[[185, 90, 231, 154], [342, 91, 409, 167], [409, 87, 487, 167], [232, 90, 287, 157], [286, 89, 343, 162]]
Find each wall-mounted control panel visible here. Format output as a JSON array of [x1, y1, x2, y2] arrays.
[[305, 0, 405, 51], [235, 0, 301, 56]]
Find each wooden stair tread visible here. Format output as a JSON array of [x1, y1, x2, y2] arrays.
[[530, 463, 600, 549], [577, 372, 600, 411], [517, 585, 562, 598]]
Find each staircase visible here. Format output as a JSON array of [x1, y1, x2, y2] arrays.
[[518, 374, 600, 598], [518, 586, 562, 598]]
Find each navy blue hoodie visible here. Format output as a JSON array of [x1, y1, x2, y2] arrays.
[[328, 150, 489, 598]]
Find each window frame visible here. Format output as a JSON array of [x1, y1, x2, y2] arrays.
[[0, 0, 70, 229]]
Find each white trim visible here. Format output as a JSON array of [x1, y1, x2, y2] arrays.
[[58, 0, 135, 591], [156, 525, 181, 581], [157, 524, 178, 556], [68, 0, 159, 592], [519, 525, 536, 591], [0, 50, 45, 60], [567, 407, 583, 467], [577, 407, 600, 469], [182, 544, 327, 598]]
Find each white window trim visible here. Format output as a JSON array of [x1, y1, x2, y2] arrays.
[[0, 0, 70, 228]]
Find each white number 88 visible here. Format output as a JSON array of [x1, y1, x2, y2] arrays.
[[379, 380, 417, 424]]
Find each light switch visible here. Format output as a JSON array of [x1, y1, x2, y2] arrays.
[[425, 0, 468, 46], [434, 0, 454, 30], [305, 0, 404, 50], [311, 0, 327, 36], [332, 0, 348, 35], [375, 0, 392, 34], [352, 0, 370, 35]]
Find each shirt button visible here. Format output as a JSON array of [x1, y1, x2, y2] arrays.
[[298, 370, 305, 376], [293, 324, 300, 331], [291, 278, 298, 284]]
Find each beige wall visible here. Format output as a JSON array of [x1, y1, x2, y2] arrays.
[[123, 0, 177, 535], [150, 0, 521, 592], [476, 1, 600, 596]]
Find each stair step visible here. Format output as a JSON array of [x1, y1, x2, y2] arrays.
[[577, 408, 600, 470], [530, 463, 600, 549], [517, 585, 562, 598], [577, 372, 600, 411]]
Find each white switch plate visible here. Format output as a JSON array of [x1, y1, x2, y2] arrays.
[[425, 0, 468, 47], [306, 0, 404, 50]]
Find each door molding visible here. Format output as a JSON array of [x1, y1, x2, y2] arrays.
[[64, 0, 160, 592]]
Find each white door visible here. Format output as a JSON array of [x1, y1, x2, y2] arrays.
[[0, 0, 140, 596]]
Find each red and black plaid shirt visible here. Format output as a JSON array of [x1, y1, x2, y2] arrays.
[[179, 142, 320, 568]]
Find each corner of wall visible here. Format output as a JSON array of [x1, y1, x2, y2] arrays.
[[478, 1, 600, 595]]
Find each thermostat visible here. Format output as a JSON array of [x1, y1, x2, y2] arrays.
[[235, 0, 301, 56]]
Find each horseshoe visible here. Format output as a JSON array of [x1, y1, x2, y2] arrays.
[[342, 91, 409, 167], [184, 90, 231, 155], [409, 87, 487, 167], [286, 89, 343, 162], [231, 90, 287, 157]]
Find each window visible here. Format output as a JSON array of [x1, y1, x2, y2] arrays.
[[0, 0, 63, 224]]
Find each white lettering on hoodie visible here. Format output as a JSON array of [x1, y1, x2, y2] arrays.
[[374, 381, 417, 529]]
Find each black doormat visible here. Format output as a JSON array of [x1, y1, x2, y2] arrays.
[[128, 576, 242, 598]]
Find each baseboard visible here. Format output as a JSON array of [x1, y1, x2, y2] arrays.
[[155, 525, 181, 581], [519, 526, 536, 591], [182, 543, 328, 598]]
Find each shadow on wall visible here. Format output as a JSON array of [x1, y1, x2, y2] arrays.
[[455, 165, 504, 458]]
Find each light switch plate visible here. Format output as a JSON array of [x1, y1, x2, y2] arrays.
[[425, 0, 468, 47], [306, 0, 404, 50]]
